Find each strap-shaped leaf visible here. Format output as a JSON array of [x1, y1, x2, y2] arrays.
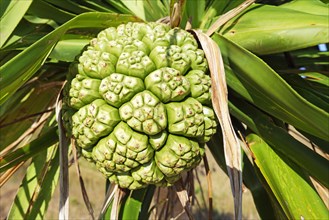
[[119, 187, 154, 220], [220, 2, 329, 54], [79, 0, 120, 12], [280, 0, 328, 16], [181, 0, 204, 28], [200, 0, 246, 29], [247, 133, 328, 219], [1, 17, 56, 50], [207, 129, 277, 219], [281, 73, 329, 112], [0, 0, 32, 48], [205, 0, 255, 36], [119, 0, 168, 21], [213, 34, 329, 141], [0, 12, 142, 105], [43, 0, 95, 14], [229, 98, 329, 188], [7, 145, 59, 219], [49, 35, 90, 62], [28, 0, 75, 24]]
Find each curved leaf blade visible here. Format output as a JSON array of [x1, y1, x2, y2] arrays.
[[103, 0, 132, 14], [281, 73, 329, 112], [119, 0, 167, 21], [49, 36, 90, 62], [207, 130, 278, 219], [247, 133, 328, 219], [7, 146, 59, 219], [183, 0, 205, 28], [0, 12, 141, 105], [280, 0, 328, 16], [212, 34, 329, 141], [0, 0, 32, 48], [28, 0, 75, 24], [220, 3, 329, 54], [229, 98, 329, 188], [119, 187, 152, 220], [43, 0, 95, 14]]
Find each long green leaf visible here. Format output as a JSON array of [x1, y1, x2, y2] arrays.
[[229, 98, 329, 188], [260, 49, 329, 74], [1, 33, 48, 52], [103, 0, 132, 14], [207, 130, 278, 219], [212, 34, 329, 141], [120, 187, 151, 220], [183, 0, 205, 28], [200, 0, 247, 29], [28, 0, 76, 24], [0, 0, 33, 48], [43, 0, 95, 14], [301, 72, 329, 93], [280, 0, 328, 16], [119, 0, 167, 21], [49, 35, 90, 62], [2, 16, 57, 50], [7, 146, 59, 219], [241, 155, 281, 219], [139, 185, 155, 220], [0, 12, 141, 105], [281, 73, 329, 112], [78, 0, 118, 12], [220, 3, 329, 54], [247, 133, 328, 219], [0, 126, 58, 172], [291, 86, 329, 112]]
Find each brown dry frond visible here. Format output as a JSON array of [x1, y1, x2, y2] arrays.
[[72, 140, 95, 219]]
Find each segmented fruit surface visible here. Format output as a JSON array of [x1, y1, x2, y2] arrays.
[[63, 22, 217, 189]]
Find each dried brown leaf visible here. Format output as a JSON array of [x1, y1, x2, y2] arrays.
[[174, 179, 195, 220], [99, 184, 118, 218], [170, 0, 185, 28], [56, 88, 69, 220], [0, 108, 54, 157], [192, 30, 242, 219], [72, 141, 95, 220], [110, 187, 126, 220]]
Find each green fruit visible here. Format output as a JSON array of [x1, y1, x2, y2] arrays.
[[63, 22, 217, 189]]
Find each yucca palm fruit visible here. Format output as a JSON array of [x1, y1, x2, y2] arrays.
[[63, 22, 217, 189]]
